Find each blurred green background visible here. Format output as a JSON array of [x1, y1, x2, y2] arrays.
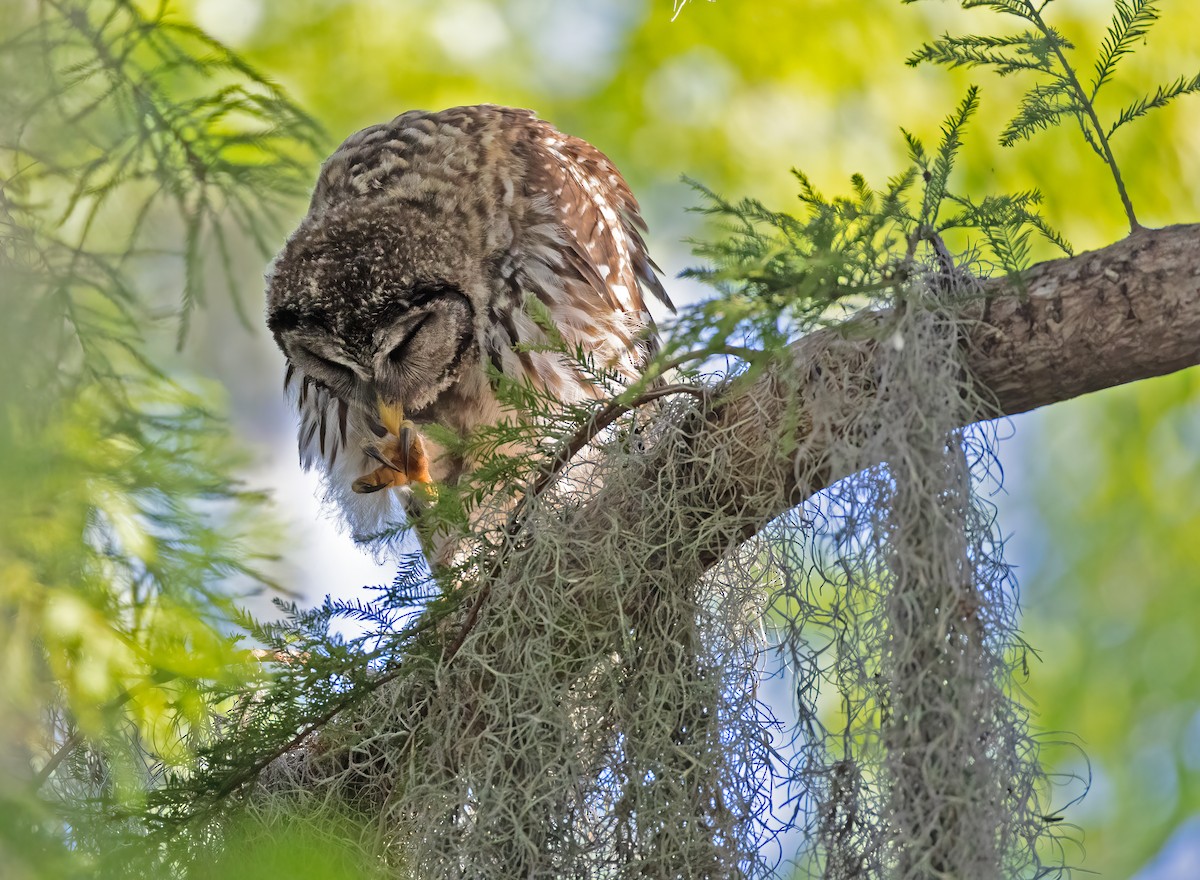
[[6, 0, 1200, 876]]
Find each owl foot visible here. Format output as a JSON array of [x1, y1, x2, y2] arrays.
[[351, 421, 434, 495]]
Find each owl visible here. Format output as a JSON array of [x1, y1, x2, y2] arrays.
[[266, 105, 672, 547]]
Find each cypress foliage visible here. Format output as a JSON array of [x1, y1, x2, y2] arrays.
[[2, 1, 1195, 878]]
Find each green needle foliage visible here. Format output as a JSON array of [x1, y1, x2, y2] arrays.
[[678, 85, 1069, 367], [0, 1, 321, 876], [905, 0, 1200, 233], [2, 0, 1196, 878]]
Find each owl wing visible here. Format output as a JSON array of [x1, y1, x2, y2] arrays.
[[504, 109, 673, 382]]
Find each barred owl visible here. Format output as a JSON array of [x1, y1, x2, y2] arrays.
[[266, 105, 672, 544]]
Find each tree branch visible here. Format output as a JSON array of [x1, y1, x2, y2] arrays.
[[242, 224, 1200, 850], [968, 224, 1198, 416], [587, 223, 1200, 576]]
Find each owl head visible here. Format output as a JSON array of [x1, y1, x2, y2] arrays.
[[266, 201, 486, 422]]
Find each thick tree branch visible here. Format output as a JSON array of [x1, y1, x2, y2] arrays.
[[268, 225, 1200, 740], [252, 226, 1199, 818], [585, 223, 1200, 576], [970, 224, 1200, 416]]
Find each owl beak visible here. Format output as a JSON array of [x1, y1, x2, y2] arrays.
[[377, 398, 405, 437]]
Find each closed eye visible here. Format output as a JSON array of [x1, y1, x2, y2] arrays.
[[289, 344, 359, 396], [388, 313, 434, 366]]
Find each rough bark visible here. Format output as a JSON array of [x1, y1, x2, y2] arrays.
[[969, 224, 1200, 416], [593, 222, 1200, 573]]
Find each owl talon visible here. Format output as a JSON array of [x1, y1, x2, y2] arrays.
[[394, 420, 431, 485], [364, 446, 396, 469], [351, 419, 432, 493], [399, 424, 415, 469], [352, 475, 390, 494]]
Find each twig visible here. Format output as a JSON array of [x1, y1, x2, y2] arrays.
[[441, 382, 710, 662]]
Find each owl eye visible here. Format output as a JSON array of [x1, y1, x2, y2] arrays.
[[373, 288, 475, 409], [288, 344, 359, 397], [386, 313, 434, 366]]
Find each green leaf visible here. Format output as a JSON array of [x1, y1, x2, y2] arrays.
[[1091, 0, 1160, 99], [921, 87, 980, 229], [942, 190, 1073, 271], [907, 31, 1056, 75], [999, 79, 1085, 146], [903, 0, 1040, 22], [1107, 73, 1200, 138], [959, 0, 1040, 20], [900, 127, 928, 168]]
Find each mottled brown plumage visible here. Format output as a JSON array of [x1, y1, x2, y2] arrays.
[[266, 105, 671, 543]]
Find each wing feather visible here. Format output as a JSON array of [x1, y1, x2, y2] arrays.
[[496, 109, 673, 383]]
